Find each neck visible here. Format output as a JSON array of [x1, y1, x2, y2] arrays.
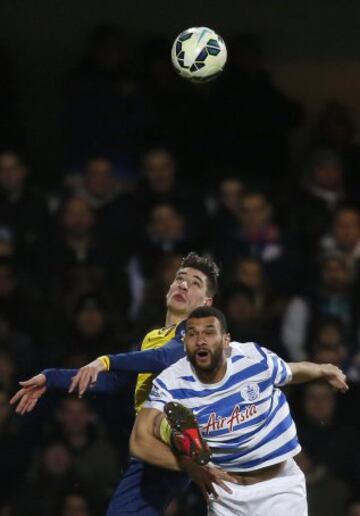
[[165, 309, 186, 327], [197, 359, 227, 384]]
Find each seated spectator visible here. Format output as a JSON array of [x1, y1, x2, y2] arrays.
[[0, 309, 35, 377], [45, 398, 120, 505], [296, 449, 349, 516], [222, 283, 278, 350], [43, 197, 118, 287], [233, 256, 288, 325], [297, 381, 360, 491], [281, 256, 356, 360], [135, 148, 205, 235], [310, 318, 349, 368], [73, 156, 139, 248], [213, 190, 296, 292], [319, 206, 360, 278], [292, 148, 347, 255], [58, 491, 95, 516], [209, 176, 247, 236], [309, 100, 360, 202], [16, 441, 81, 516], [0, 150, 51, 270], [135, 202, 196, 278], [49, 293, 126, 367]]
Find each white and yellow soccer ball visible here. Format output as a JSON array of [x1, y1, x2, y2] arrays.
[[171, 27, 227, 83]]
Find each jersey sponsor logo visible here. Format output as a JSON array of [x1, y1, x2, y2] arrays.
[[240, 382, 260, 402], [201, 404, 257, 434]]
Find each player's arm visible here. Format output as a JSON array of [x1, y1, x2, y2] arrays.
[[288, 362, 349, 392], [10, 369, 132, 414], [130, 407, 182, 470], [69, 335, 185, 397], [130, 407, 236, 502]]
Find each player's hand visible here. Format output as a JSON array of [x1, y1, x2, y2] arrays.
[[10, 373, 47, 414], [179, 456, 237, 502], [320, 363, 349, 393], [68, 358, 106, 397]]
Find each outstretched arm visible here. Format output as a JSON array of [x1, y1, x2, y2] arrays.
[[10, 369, 133, 414], [69, 335, 185, 397], [288, 362, 349, 392]]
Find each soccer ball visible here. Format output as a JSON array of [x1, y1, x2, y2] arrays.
[[171, 27, 227, 83]]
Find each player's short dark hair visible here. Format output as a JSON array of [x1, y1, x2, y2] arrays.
[[180, 252, 219, 296], [187, 306, 227, 333]]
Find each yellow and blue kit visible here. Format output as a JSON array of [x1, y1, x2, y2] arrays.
[[44, 321, 188, 515]]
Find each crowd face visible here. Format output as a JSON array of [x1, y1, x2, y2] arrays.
[[42, 443, 72, 475], [236, 258, 264, 290], [143, 150, 176, 193], [321, 258, 350, 291], [239, 193, 272, 232], [85, 157, 115, 199], [220, 178, 245, 215], [61, 494, 91, 516], [58, 399, 92, 436], [304, 382, 336, 425], [312, 160, 343, 191], [185, 315, 227, 374], [333, 209, 360, 250], [62, 198, 95, 237], [0, 152, 27, 193], [76, 307, 105, 338], [148, 204, 184, 241], [166, 267, 212, 318]]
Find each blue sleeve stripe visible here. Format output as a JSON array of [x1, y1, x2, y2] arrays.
[[156, 378, 171, 393], [278, 361, 288, 385], [271, 355, 279, 384]]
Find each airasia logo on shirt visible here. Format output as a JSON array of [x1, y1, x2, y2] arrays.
[[201, 404, 257, 434]]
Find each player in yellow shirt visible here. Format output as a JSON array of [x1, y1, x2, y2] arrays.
[[11, 252, 225, 515]]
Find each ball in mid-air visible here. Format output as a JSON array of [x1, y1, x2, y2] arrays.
[[171, 27, 227, 83]]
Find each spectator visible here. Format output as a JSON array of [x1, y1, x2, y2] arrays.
[[319, 206, 360, 278], [293, 148, 347, 255], [281, 256, 357, 360], [135, 148, 205, 233], [297, 381, 360, 491], [135, 202, 196, 278], [310, 101, 360, 202], [16, 442, 80, 516], [296, 449, 349, 516], [0, 150, 51, 270], [47, 398, 120, 504], [310, 318, 349, 368], [58, 491, 95, 516]]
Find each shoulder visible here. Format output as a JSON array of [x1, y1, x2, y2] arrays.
[[230, 341, 267, 361], [141, 325, 177, 349], [154, 356, 191, 385]]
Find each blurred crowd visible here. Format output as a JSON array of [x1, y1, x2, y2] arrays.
[[1, 25, 360, 516]]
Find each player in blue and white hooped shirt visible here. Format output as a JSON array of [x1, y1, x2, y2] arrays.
[[130, 306, 349, 516]]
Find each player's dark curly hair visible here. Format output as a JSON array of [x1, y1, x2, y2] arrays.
[[180, 252, 220, 297], [187, 306, 228, 332]]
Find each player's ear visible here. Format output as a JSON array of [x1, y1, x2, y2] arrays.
[[204, 296, 213, 307], [224, 333, 231, 347]]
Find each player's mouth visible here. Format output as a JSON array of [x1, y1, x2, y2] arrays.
[[195, 349, 210, 362], [173, 293, 187, 302]]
